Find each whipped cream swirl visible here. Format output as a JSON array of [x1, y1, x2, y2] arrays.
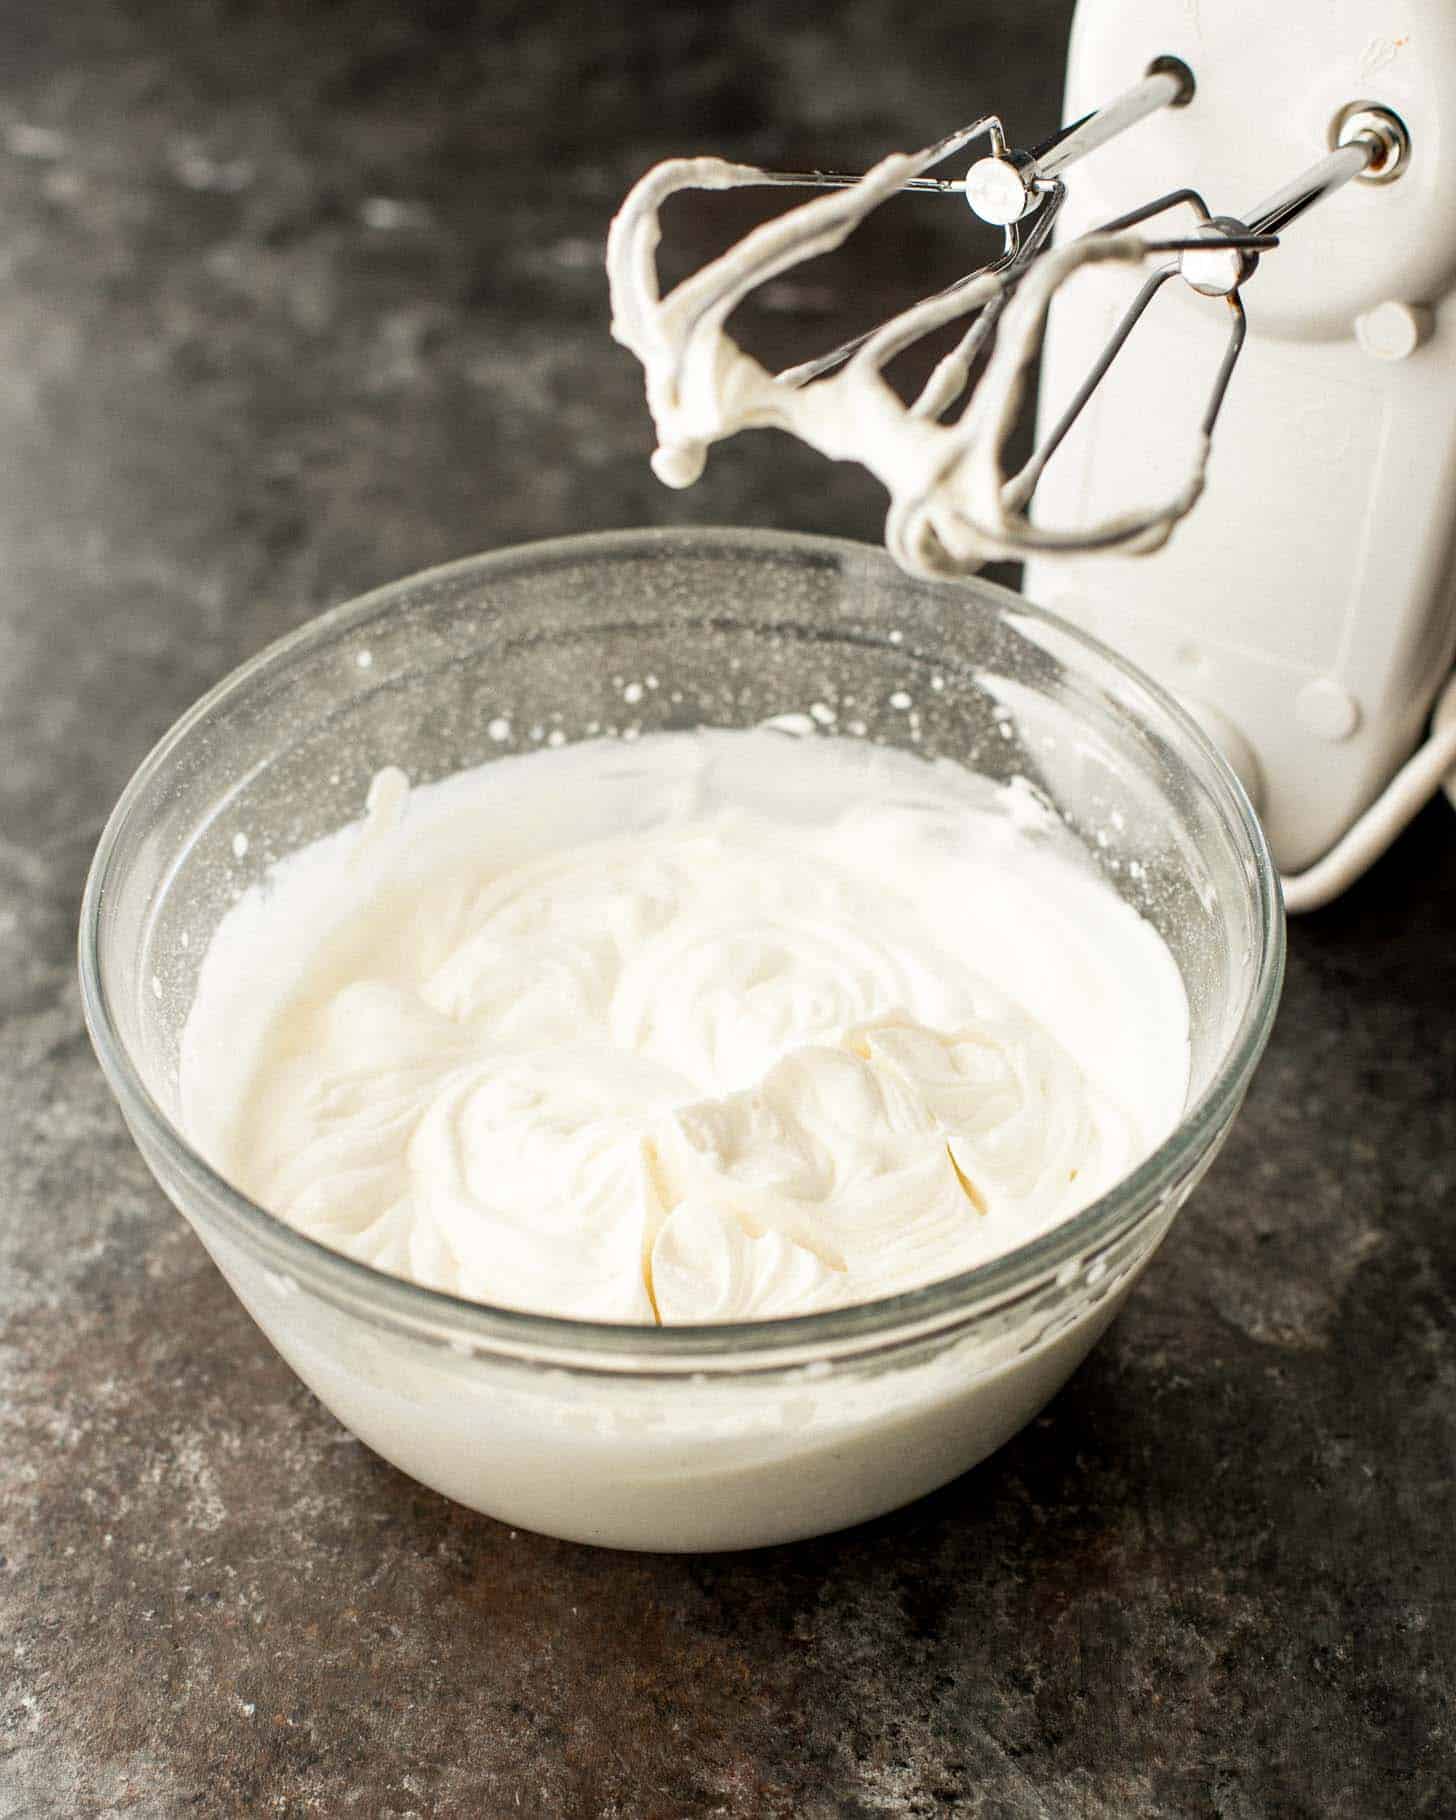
[[183, 730, 1188, 1323]]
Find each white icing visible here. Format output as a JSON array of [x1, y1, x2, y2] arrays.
[[605, 150, 1207, 574], [181, 729, 1189, 1324]]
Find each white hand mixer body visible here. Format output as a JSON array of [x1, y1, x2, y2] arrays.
[[606, 1, 1456, 907], [1031, 0, 1456, 894]]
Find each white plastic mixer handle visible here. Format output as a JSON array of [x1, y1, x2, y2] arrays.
[[1027, 0, 1456, 881]]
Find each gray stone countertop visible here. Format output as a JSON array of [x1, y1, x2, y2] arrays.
[[2, 2, 1452, 1815]]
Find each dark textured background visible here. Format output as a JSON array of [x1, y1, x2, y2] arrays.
[[2, 3, 1453, 1815]]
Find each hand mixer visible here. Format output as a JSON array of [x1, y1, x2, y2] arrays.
[[606, 1, 1456, 910]]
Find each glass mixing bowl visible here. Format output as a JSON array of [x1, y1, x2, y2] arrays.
[[80, 528, 1283, 1551]]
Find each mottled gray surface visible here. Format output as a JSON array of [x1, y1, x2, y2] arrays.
[[2, 2, 1453, 1816]]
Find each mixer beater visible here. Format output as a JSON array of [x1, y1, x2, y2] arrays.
[[608, 62, 1401, 573], [607, 9, 1456, 908]]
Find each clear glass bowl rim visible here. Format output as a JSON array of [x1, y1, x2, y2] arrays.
[[79, 526, 1285, 1365]]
